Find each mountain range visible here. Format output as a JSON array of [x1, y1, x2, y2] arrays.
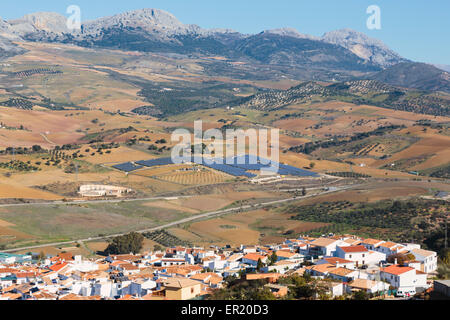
[[1, 8, 449, 93]]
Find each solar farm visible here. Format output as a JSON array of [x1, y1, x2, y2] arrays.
[[112, 155, 319, 179]]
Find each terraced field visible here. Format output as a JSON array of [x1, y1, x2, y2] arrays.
[[156, 169, 232, 185]]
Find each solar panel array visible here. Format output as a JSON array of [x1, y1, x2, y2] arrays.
[[136, 158, 177, 167], [278, 164, 319, 177], [202, 162, 257, 178], [112, 155, 319, 177], [225, 155, 319, 177], [112, 162, 144, 172]]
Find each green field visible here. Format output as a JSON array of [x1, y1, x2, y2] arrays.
[[0, 200, 192, 249]]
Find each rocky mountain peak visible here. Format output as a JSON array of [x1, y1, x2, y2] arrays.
[[261, 28, 318, 40], [8, 12, 70, 36], [80, 8, 202, 37], [321, 28, 407, 67]]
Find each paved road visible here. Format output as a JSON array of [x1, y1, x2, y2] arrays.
[[0, 184, 360, 254]]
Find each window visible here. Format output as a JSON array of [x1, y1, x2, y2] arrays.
[[191, 288, 194, 294]]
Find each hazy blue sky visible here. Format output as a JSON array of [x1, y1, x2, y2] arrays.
[[2, 0, 449, 64]]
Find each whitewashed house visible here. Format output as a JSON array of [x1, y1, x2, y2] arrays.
[[309, 238, 349, 256], [410, 248, 438, 273], [335, 245, 370, 267], [315, 257, 356, 270], [346, 279, 390, 294], [380, 265, 428, 293]]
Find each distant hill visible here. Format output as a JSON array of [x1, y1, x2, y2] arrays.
[[370, 62, 450, 93], [232, 80, 450, 116], [231, 33, 378, 73]]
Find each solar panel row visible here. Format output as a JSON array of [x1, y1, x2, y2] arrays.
[[136, 158, 177, 167], [113, 155, 318, 177], [225, 155, 319, 177], [202, 162, 257, 178], [112, 162, 144, 172]]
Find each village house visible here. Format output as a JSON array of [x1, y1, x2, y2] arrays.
[[375, 242, 405, 256], [346, 279, 390, 294], [360, 238, 385, 251], [315, 280, 344, 298], [263, 260, 300, 274], [315, 257, 356, 270], [380, 265, 428, 293], [335, 245, 370, 267], [308, 238, 348, 256], [336, 245, 387, 267], [409, 248, 438, 273], [264, 284, 289, 298], [241, 253, 268, 267], [327, 267, 361, 283], [162, 277, 203, 300], [274, 250, 304, 262]]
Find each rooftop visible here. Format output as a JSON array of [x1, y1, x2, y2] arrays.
[[339, 245, 368, 253], [381, 265, 414, 275]]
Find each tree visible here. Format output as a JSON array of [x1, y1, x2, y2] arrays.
[[257, 258, 265, 272], [387, 253, 412, 265], [37, 251, 46, 261], [302, 187, 307, 196], [32, 145, 42, 153], [269, 252, 278, 266], [105, 232, 144, 255], [352, 290, 370, 300], [295, 284, 315, 299]]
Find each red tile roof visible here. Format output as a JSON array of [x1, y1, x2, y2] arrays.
[[381, 265, 414, 275], [339, 245, 368, 253], [242, 253, 266, 262], [323, 257, 354, 265], [49, 262, 67, 272]]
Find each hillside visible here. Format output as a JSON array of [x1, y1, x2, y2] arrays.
[[371, 62, 450, 93], [232, 80, 450, 116]]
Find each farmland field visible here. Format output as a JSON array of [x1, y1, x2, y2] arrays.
[[0, 200, 192, 249], [156, 169, 232, 185]]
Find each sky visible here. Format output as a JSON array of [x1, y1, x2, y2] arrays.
[[2, 0, 449, 65]]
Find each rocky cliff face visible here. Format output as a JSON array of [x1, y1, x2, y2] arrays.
[[8, 12, 71, 37], [322, 28, 408, 68], [0, 17, 25, 57]]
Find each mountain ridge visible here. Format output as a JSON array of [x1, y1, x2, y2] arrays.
[[0, 8, 448, 94], [1, 8, 405, 68]]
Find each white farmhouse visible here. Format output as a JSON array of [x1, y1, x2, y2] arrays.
[[380, 265, 428, 293], [335, 245, 370, 267], [409, 248, 438, 273]]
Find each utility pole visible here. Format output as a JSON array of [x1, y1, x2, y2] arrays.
[[445, 215, 448, 251]]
